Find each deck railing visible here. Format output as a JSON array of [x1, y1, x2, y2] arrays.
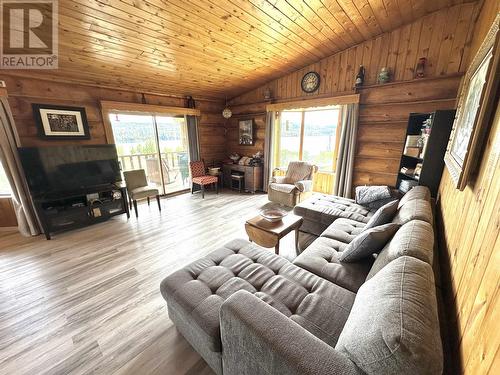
[[118, 151, 190, 188]]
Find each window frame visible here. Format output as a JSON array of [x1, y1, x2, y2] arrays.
[[274, 107, 342, 173], [0, 159, 12, 197]]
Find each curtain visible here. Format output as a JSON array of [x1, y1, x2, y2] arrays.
[[186, 115, 200, 161], [333, 103, 359, 198], [0, 97, 40, 236], [263, 111, 276, 192]]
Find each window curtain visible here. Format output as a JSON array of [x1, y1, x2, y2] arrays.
[[333, 103, 359, 198], [0, 96, 40, 236], [263, 111, 276, 192], [186, 115, 200, 161]]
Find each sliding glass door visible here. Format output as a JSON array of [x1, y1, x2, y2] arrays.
[[109, 113, 190, 195], [156, 115, 190, 194]]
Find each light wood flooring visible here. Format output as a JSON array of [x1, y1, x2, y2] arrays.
[[0, 191, 300, 375]]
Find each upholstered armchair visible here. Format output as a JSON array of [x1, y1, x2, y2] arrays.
[[268, 161, 318, 207]]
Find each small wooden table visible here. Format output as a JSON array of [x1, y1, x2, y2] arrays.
[[245, 213, 303, 255]]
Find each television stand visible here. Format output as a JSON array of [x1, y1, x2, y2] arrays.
[[34, 184, 129, 240]]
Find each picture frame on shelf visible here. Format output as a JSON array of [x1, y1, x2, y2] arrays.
[[238, 118, 254, 145], [32, 104, 90, 140], [444, 15, 499, 190]]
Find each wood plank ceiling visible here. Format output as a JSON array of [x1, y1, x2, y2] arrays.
[[5, 0, 473, 99]]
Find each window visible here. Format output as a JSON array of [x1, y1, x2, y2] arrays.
[[0, 162, 11, 195], [274, 107, 341, 172]]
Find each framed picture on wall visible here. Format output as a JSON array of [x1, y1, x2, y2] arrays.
[[239, 118, 254, 145], [32, 104, 90, 140], [444, 15, 499, 190]]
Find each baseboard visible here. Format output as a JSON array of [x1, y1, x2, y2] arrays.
[[0, 226, 17, 232]]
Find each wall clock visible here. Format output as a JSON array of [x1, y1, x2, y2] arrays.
[[301, 71, 320, 93]]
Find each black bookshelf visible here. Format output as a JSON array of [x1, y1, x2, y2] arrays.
[[397, 110, 456, 197]]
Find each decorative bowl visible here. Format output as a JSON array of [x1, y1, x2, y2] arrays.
[[259, 207, 288, 222]]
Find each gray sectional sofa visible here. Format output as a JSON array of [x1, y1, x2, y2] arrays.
[[160, 186, 442, 374]]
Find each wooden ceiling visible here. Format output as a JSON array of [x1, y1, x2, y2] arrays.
[[5, 0, 473, 99]]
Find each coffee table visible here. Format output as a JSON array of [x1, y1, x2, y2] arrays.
[[245, 213, 303, 255]]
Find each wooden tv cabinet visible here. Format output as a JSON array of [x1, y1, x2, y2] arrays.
[[34, 184, 129, 240]]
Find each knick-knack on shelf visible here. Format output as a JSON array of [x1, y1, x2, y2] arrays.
[[354, 65, 365, 88], [263, 87, 272, 100], [415, 57, 426, 78], [378, 67, 390, 84]]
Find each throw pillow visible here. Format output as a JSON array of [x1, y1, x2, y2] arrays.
[[364, 199, 399, 231], [339, 223, 400, 263]]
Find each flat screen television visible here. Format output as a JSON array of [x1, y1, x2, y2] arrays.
[[19, 145, 122, 196]]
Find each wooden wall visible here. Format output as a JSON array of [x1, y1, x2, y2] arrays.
[[227, 3, 477, 189], [1, 75, 226, 163], [0, 197, 17, 228], [437, 0, 500, 372]]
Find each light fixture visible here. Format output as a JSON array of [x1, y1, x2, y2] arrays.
[[222, 96, 232, 119]]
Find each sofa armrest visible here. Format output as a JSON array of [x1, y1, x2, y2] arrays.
[[295, 179, 313, 192], [272, 175, 288, 184], [220, 290, 362, 375]]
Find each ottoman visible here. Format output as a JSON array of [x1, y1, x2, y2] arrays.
[[160, 239, 356, 374], [294, 194, 374, 237]]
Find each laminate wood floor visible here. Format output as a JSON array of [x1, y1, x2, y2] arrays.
[[0, 191, 300, 375]]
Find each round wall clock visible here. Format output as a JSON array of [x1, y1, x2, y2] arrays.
[[301, 71, 320, 93]]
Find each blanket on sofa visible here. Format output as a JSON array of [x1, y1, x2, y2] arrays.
[[355, 186, 391, 205]]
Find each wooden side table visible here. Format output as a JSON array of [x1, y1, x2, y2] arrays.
[[245, 213, 303, 255]]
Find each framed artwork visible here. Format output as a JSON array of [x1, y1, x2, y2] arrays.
[[239, 119, 254, 145], [32, 104, 90, 140], [444, 15, 499, 190]]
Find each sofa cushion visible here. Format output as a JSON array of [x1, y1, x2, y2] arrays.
[[398, 185, 431, 208], [366, 219, 434, 280], [320, 218, 365, 243], [161, 239, 356, 354], [339, 223, 400, 263], [293, 237, 372, 292], [294, 194, 374, 236], [363, 200, 399, 231], [392, 198, 433, 225], [335, 256, 443, 375]]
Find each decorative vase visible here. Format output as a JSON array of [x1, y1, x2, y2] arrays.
[[378, 67, 390, 84], [263, 87, 272, 100], [354, 65, 365, 88], [415, 57, 426, 78]]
